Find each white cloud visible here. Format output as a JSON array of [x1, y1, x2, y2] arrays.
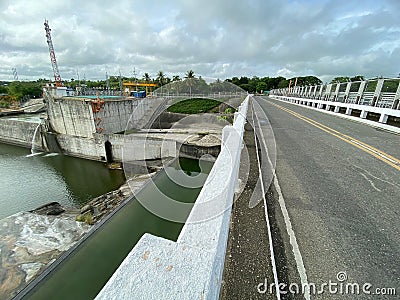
[[0, 0, 399, 82]]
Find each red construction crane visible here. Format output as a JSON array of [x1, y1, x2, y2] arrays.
[[44, 20, 63, 87]]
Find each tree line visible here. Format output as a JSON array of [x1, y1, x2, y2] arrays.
[[0, 72, 377, 109]]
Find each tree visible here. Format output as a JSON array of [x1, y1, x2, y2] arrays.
[[185, 70, 195, 79], [256, 82, 268, 93], [239, 83, 251, 92], [294, 76, 323, 86], [184, 70, 196, 96], [229, 77, 240, 86], [156, 71, 166, 86], [0, 85, 8, 94], [331, 76, 350, 83], [278, 79, 289, 89], [8, 81, 42, 101], [239, 76, 249, 85], [350, 75, 365, 82], [172, 75, 181, 82], [143, 73, 151, 82]]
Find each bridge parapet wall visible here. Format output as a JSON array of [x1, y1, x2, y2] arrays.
[[270, 78, 400, 126], [95, 95, 250, 300]]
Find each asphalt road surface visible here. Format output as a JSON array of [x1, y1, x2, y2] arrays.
[[250, 96, 399, 299]]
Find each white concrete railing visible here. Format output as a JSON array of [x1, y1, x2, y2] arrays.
[[270, 95, 400, 125], [96, 95, 250, 300], [270, 78, 400, 111]]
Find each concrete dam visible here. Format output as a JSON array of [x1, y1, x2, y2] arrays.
[[0, 88, 223, 163]]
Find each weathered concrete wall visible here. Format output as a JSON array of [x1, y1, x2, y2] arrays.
[[178, 142, 220, 159], [0, 119, 43, 150], [46, 97, 95, 138], [44, 92, 166, 138], [108, 134, 177, 162], [95, 95, 250, 300], [56, 133, 178, 162], [56, 134, 106, 161]]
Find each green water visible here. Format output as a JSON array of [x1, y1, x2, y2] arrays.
[[24, 158, 213, 300], [0, 143, 125, 220]]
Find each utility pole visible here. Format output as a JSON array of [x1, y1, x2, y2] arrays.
[[119, 70, 123, 94], [106, 71, 110, 91], [11, 67, 18, 81]]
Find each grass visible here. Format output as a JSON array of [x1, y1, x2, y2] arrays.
[[167, 98, 221, 114]]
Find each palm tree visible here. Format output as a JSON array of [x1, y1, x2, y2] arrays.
[[185, 70, 196, 96], [156, 71, 166, 86], [185, 70, 195, 79], [143, 73, 151, 82], [172, 75, 181, 82]]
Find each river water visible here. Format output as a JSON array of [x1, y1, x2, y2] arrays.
[[0, 143, 125, 220], [23, 158, 213, 300]]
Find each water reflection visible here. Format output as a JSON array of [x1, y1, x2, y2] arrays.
[[0, 143, 125, 219]]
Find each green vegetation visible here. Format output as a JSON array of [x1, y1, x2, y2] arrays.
[[217, 115, 228, 122], [8, 81, 42, 100], [225, 107, 235, 114], [331, 75, 365, 83], [76, 212, 94, 225], [0, 71, 395, 110], [0, 95, 17, 109], [167, 98, 221, 114], [0, 81, 42, 108], [225, 75, 322, 93]]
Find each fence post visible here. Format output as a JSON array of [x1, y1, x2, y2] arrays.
[[333, 83, 340, 102], [372, 79, 384, 107], [318, 85, 324, 100], [393, 81, 400, 110], [344, 82, 352, 103], [325, 84, 332, 101], [356, 81, 367, 104]]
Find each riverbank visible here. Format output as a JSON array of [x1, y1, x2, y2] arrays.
[[0, 142, 126, 221], [17, 157, 212, 300], [0, 171, 156, 299]]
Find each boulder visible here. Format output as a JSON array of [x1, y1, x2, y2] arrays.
[[30, 202, 65, 216]]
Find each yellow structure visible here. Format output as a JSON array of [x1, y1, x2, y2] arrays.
[[122, 82, 158, 97]]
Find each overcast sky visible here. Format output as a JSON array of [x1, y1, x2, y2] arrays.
[[1, 0, 399, 83]]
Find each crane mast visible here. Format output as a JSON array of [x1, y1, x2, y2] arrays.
[[44, 20, 63, 87]]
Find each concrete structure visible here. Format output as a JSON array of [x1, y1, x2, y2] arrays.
[[271, 78, 400, 126], [41, 89, 178, 162], [0, 89, 233, 162], [95, 96, 250, 300], [44, 91, 165, 137], [0, 119, 43, 150]]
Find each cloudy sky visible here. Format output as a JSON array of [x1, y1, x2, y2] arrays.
[[0, 0, 399, 82]]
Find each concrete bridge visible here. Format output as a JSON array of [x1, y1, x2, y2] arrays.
[[95, 88, 399, 299], [271, 77, 400, 125], [9, 79, 399, 299]]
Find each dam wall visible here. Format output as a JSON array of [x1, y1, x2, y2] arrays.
[[44, 92, 166, 138], [46, 96, 95, 137], [95, 95, 250, 300], [0, 116, 218, 162], [0, 118, 43, 150], [57, 133, 177, 162]]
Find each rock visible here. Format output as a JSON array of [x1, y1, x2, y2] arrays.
[[30, 202, 65, 216], [80, 204, 92, 214]]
